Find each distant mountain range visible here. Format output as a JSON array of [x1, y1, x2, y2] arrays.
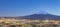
[[0, 11, 60, 20], [19, 13, 60, 20]]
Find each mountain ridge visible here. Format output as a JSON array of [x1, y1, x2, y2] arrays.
[[19, 13, 60, 20], [0, 13, 60, 20]]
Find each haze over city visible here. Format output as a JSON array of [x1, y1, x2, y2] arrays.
[[0, 0, 60, 17]]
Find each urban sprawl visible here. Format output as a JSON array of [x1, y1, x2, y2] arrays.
[[0, 18, 60, 27]]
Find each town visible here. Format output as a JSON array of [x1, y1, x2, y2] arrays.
[[0, 18, 60, 27]]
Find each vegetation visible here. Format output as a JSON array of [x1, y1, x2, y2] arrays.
[[0, 25, 2, 27]]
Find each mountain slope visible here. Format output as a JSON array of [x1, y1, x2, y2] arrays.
[[19, 14, 60, 20]]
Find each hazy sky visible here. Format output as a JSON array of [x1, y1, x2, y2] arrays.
[[0, 0, 60, 17]]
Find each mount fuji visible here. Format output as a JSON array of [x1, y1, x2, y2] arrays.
[[2, 11, 60, 20], [19, 11, 60, 20]]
